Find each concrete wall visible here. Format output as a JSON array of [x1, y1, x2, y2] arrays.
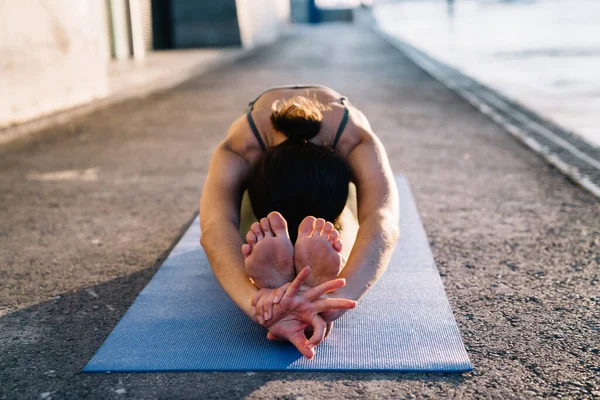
[[0, 0, 289, 128], [236, 0, 290, 49], [0, 1, 111, 128]]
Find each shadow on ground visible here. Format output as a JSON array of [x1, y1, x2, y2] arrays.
[[0, 214, 466, 399]]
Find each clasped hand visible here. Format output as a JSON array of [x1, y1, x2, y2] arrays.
[[249, 266, 357, 359]]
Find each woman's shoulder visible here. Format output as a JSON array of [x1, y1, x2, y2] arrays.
[[333, 104, 377, 157], [221, 114, 265, 165]]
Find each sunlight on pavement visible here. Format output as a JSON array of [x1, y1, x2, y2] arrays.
[[374, 0, 600, 147], [26, 167, 99, 182]]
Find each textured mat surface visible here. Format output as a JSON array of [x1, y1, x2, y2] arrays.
[[84, 176, 472, 372]]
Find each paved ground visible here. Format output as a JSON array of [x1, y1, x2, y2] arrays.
[[1, 22, 599, 400], [374, 1, 600, 200], [374, 0, 600, 147]]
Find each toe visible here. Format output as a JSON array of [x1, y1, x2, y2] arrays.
[[298, 216, 316, 238], [241, 244, 252, 258], [333, 239, 343, 253], [260, 218, 273, 237], [322, 221, 334, 238], [267, 211, 290, 238], [313, 218, 326, 237], [328, 228, 339, 244], [251, 222, 264, 240], [246, 231, 257, 247]]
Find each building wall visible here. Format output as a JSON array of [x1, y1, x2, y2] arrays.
[[236, 0, 290, 49], [290, 0, 310, 23], [0, 0, 290, 128], [153, 0, 289, 50], [0, 0, 111, 128], [170, 0, 242, 48]]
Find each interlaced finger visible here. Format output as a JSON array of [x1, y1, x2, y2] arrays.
[[287, 330, 315, 359], [313, 298, 357, 313], [284, 266, 311, 300], [302, 278, 347, 301], [262, 289, 278, 321], [256, 291, 270, 325], [274, 282, 291, 304], [251, 288, 265, 308], [266, 331, 286, 341], [307, 315, 327, 349]]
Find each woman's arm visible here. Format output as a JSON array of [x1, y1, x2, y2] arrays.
[[199, 138, 257, 317], [334, 128, 400, 307]]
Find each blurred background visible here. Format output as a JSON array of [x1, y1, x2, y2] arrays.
[[1, 0, 598, 147], [374, 0, 600, 147]]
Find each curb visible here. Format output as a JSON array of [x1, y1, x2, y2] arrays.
[[373, 25, 600, 200], [0, 49, 252, 147]]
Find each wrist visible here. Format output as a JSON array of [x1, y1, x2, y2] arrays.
[[241, 287, 260, 319]]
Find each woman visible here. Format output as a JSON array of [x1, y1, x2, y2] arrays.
[[199, 85, 399, 359]]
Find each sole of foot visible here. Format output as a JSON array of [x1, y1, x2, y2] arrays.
[[294, 216, 343, 288], [242, 212, 295, 289]]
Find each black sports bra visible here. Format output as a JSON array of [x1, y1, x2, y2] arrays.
[[246, 85, 350, 151]]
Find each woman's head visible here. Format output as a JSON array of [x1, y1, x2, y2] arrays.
[[247, 96, 352, 243], [269, 95, 327, 141]]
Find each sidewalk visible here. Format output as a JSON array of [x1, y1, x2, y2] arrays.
[[1, 22, 599, 399]]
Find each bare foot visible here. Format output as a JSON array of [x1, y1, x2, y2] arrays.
[[242, 212, 295, 289], [294, 216, 343, 288]]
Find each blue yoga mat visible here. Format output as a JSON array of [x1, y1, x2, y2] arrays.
[[84, 175, 472, 372]]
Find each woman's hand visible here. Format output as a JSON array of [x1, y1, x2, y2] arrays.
[[315, 290, 353, 324], [251, 266, 357, 358], [251, 282, 291, 324]]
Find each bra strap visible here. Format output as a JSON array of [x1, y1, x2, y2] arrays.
[[331, 97, 350, 149], [246, 105, 267, 151]]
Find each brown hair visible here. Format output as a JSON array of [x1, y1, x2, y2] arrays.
[[270, 96, 330, 141]]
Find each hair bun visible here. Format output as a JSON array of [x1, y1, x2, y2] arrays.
[[270, 96, 324, 141]]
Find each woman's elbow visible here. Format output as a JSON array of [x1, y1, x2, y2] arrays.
[[199, 221, 219, 249], [376, 210, 400, 245], [388, 224, 400, 244], [199, 231, 209, 248], [382, 222, 400, 250]]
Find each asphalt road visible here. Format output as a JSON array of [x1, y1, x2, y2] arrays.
[[1, 23, 599, 399]]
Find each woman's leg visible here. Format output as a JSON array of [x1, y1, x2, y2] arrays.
[[337, 182, 359, 263], [239, 190, 257, 238]]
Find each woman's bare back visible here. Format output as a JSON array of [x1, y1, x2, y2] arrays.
[[230, 86, 369, 166]]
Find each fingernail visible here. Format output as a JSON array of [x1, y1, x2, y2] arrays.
[[307, 344, 315, 349], [258, 316, 264, 324], [264, 312, 269, 320], [251, 306, 256, 315], [273, 296, 279, 303]]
